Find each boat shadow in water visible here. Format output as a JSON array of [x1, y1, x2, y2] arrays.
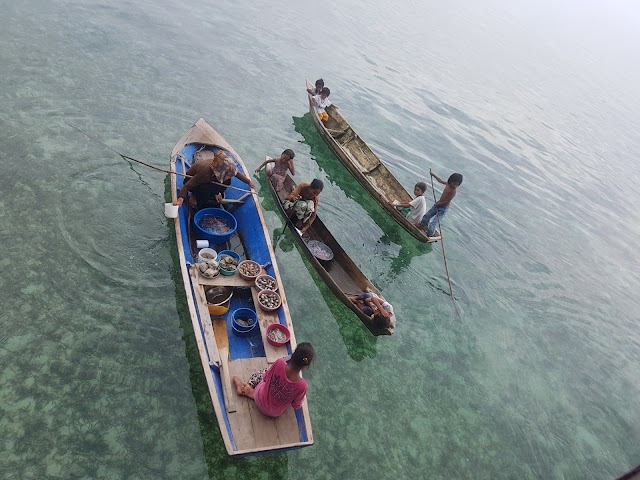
[[165, 178, 290, 477], [293, 113, 432, 278]]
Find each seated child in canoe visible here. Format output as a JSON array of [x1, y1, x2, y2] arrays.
[[232, 342, 314, 418], [419, 172, 463, 238], [283, 179, 324, 234], [306, 78, 324, 96], [312, 87, 332, 122], [389, 182, 428, 227], [255, 149, 296, 194], [349, 292, 394, 330]]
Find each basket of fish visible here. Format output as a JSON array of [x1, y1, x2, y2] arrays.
[[193, 208, 238, 244], [265, 323, 290, 347], [255, 274, 277, 292], [198, 259, 220, 278], [237, 260, 262, 281], [217, 250, 240, 276], [257, 289, 281, 312]]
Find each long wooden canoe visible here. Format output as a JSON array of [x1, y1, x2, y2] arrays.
[[305, 79, 440, 243], [265, 160, 396, 336], [170, 119, 313, 456]]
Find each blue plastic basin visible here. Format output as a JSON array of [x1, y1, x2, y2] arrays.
[[232, 308, 258, 333], [193, 208, 237, 245]]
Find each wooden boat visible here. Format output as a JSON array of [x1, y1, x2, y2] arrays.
[[265, 160, 396, 336], [169, 119, 313, 456], [305, 79, 440, 243]]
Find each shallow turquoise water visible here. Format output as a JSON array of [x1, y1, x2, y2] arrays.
[[1, 0, 639, 478]]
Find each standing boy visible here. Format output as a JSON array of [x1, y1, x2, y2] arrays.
[[420, 172, 463, 237]]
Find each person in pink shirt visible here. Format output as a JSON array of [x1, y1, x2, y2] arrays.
[[232, 342, 314, 417]]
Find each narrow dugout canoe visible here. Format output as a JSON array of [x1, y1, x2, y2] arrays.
[[265, 160, 396, 336], [305, 79, 440, 243], [170, 119, 313, 456]]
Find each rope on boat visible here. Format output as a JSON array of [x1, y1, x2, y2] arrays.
[[430, 169, 462, 319], [65, 122, 254, 194]]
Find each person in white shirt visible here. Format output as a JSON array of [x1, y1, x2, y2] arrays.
[[312, 87, 332, 122], [390, 182, 428, 226]]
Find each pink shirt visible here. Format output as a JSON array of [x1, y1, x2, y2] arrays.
[[254, 358, 308, 417]]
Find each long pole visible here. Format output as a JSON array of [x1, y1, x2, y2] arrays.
[[430, 169, 462, 318], [66, 122, 254, 194]]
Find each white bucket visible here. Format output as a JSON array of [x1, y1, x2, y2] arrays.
[[196, 240, 210, 249], [164, 202, 179, 218], [198, 248, 218, 264]]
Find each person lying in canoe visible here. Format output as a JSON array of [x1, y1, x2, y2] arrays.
[[389, 182, 428, 227], [232, 342, 314, 418], [311, 87, 332, 122], [283, 179, 323, 234], [255, 149, 296, 193], [348, 292, 394, 330], [306, 78, 324, 96], [175, 150, 255, 210], [419, 171, 463, 238]]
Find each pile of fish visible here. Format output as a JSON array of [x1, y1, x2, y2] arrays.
[[199, 259, 220, 278], [258, 291, 280, 310], [199, 216, 231, 235], [235, 316, 255, 327], [219, 254, 238, 272]]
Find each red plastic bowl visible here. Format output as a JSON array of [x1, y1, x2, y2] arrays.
[[265, 323, 291, 347]]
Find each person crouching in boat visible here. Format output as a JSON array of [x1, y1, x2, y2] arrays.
[[175, 150, 255, 210], [232, 342, 314, 417], [283, 179, 323, 234], [312, 87, 332, 122], [349, 292, 394, 331], [306, 78, 324, 96], [254, 149, 296, 195]]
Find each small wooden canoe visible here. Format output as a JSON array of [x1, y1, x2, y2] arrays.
[[305, 79, 440, 243], [265, 160, 396, 336], [170, 119, 313, 456]]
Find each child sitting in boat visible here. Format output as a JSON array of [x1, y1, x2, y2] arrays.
[[232, 342, 314, 418], [349, 292, 394, 330], [255, 149, 296, 194], [283, 179, 324, 234], [306, 78, 324, 96], [312, 87, 332, 122], [389, 182, 428, 227], [419, 172, 463, 238]]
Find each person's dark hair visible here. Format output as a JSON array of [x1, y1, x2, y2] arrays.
[[282, 149, 295, 159], [315, 79, 324, 88], [372, 314, 391, 330], [310, 178, 324, 191], [321, 87, 330, 96], [415, 182, 427, 193], [448, 173, 463, 185], [291, 342, 315, 368]]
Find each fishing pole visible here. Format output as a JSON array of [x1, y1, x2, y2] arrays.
[[65, 122, 254, 194], [430, 168, 462, 318]]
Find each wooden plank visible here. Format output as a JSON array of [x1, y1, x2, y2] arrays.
[[189, 267, 220, 367], [274, 404, 301, 445], [226, 359, 256, 451], [212, 318, 237, 413], [195, 269, 255, 287], [251, 288, 289, 364], [241, 358, 280, 449]]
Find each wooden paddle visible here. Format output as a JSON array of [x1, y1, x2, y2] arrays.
[[212, 317, 237, 413]]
